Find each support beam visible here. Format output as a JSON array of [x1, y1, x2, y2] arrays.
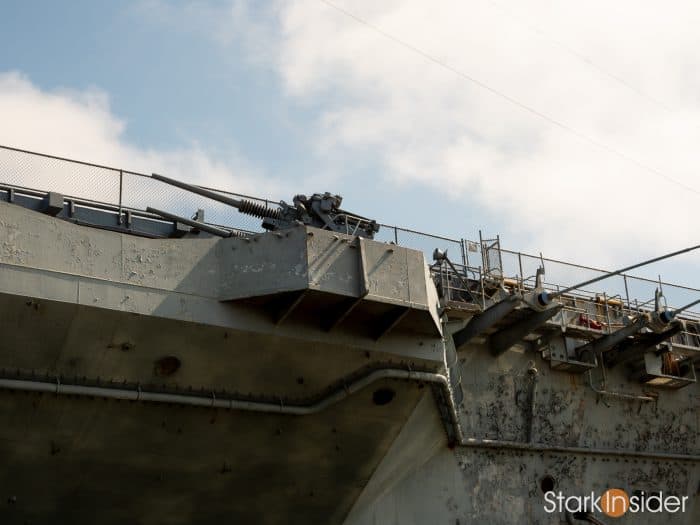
[[322, 237, 369, 332], [268, 290, 308, 325], [574, 316, 647, 359], [452, 295, 520, 350], [373, 306, 410, 340], [489, 306, 561, 356], [605, 324, 682, 368], [322, 296, 363, 331]]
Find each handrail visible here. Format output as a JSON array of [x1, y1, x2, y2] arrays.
[[1, 143, 698, 314]]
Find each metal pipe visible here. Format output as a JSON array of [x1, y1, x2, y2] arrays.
[[1, 372, 698, 461], [542, 244, 700, 303], [0, 369, 443, 416], [660, 297, 700, 323], [456, 436, 696, 461], [587, 369, 656, 402], [146, 206, 234, 237], [526, 364, 538, 443]]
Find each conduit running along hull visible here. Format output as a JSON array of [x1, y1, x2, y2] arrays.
[[0, 148, 698, 524]]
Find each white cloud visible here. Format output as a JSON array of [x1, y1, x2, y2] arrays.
[[2, 1, 698, 277], [268, 0, 700, 266], [0, 71, 283, 226]]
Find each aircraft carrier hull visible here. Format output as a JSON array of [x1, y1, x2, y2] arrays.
[[0, 193, 698, 524]]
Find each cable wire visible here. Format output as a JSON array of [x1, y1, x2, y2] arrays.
[[483, 0, 676, 113], [318, 0, 700, 195]]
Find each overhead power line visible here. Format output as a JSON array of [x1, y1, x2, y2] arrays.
[[318, 0, 700, 196], [483, 0, 676, 114]]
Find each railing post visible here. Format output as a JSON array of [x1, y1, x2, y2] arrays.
[[118, 170, 123, 209], [518, 252, 524, 291], [478, 230, 485, 270], [623, 275, 630, 310], [496, 234, 504, 280], [479, 267, 485, 309], [460, 239, 467, 266], [117, 170, 124, 225], [394, 227, 398, 245]]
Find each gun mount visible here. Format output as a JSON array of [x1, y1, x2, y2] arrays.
[[1, 144, 700, 525], [151, 173, 380, 239]]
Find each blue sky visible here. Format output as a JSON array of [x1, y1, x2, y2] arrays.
[[0, 1, 502, 235], [2, 2, 309, 173], [0, 0, 698, 302]]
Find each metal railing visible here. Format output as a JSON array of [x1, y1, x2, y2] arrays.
[[1, 143, 698, 319], [0, 144, 274, 235]]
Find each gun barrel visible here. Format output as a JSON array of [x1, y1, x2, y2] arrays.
[[151, 172, 282, 220], [547, 244, 700, 301], [151, 172, 244, 208], [146, 207, 234, 237], [669, 298, 700, 318]]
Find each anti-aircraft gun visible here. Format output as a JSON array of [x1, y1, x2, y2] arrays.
[[149, 173, 380, 239]]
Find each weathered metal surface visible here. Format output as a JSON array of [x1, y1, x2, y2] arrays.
[[0, 380, 425, 524], [346, 342, 700, 524], [0, 160, 699, 524], [0, 199, 449, 524]]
